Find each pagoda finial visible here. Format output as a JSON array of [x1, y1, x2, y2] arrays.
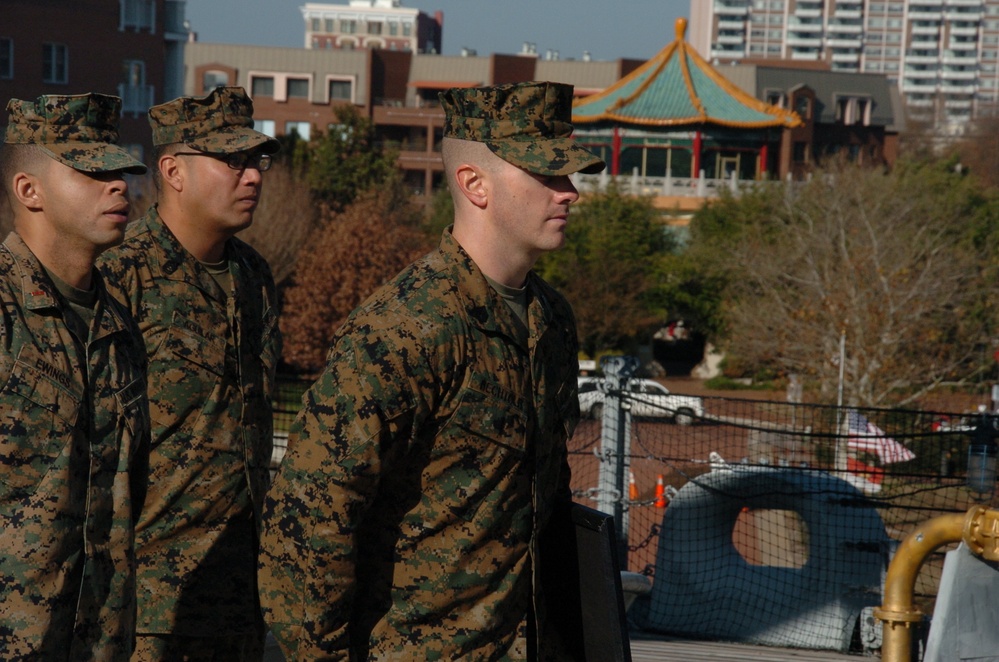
[[676, 17, 688, 42]]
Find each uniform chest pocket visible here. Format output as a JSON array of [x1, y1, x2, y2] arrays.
[[0, 348, 81, 501], [446, 375, 528, 454], [159, 312, 227, 377]]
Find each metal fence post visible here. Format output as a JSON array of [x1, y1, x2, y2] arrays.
[[597, 355, 639, 566]]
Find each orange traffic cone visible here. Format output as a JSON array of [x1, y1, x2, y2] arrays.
[[628, 470, 639, 502], [654, 474, 666, 508]]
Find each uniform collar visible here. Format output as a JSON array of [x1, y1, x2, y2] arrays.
[[143, 205, 230, 302], [3, 231, 132, 341], [4, 231, 69, 312], [438, 228, 555, 348]]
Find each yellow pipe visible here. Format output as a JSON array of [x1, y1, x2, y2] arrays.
[[875, 506, 999, 662]]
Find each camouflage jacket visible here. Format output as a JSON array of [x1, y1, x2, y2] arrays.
[[259, 229, 579, 661], [0, 232, 149, 660], [98, 207, 280, 636]]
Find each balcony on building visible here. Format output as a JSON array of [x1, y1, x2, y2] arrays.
[[788, 18, 823, 33], [949, 24, 980, 37], [718, 18, 746, 31], [795, 7, 823, 19], [910, 23, 941, 36], [710, 47, 746, 59], [910, 34, 941, 48], [903, 80, 940, 93], [715, 2, 750, 16], [827, 37, 862, 48], [906, 50, 942, 64], [947, 0, 984, 6], [944, 97, 974, 109], [790, 48, 821, 60], [909, 8, 944, 20], [945, 9, 983, 21], [948, 39, 979, 51], [834, 8, 863, 20], [942, 68, 978, 80], [787, 35, 823, 47], [831, 50, 861, 62], [943, 50, 978, 64], [717, 33, 747, 45], [827, 21, 863, 34], [907, 0, 943, 6], [905, 96, 935, 107], [940, 83, 976, 94]]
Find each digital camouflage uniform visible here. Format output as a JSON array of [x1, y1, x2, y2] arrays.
[[0, 94, 150, 658], [96, 87, 281, 646], [258, 82, 605, 661]]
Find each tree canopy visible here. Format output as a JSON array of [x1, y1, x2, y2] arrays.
[[687, 160, 999, 406], [536, 186, 680, 356], [278, 186, 434, 374]]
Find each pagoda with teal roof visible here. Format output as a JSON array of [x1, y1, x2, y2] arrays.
[[572, 18, 801, 181]]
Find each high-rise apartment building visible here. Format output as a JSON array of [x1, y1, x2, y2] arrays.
[[689, 0, 999, 129], [301, 0, 443, 54]]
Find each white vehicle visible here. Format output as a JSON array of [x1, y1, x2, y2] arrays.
[[578, 377, 703, 425]]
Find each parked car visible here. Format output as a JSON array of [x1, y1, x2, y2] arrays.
[[578, 377, 703, 425]]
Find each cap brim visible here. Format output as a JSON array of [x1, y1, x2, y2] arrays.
[[42, 142, 147, 175], [487, 137, 606, 176], [185, 126, 281, 155]]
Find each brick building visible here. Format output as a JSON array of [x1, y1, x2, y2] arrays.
[[0, 0, 187, 161]]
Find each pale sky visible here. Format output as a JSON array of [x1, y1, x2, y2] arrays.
[[185, 0, 690, 62]]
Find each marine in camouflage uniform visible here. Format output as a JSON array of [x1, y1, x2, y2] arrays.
[[97, 87, 281, 661], [0, 94, 150, 658], [259, 81, 605, 660]]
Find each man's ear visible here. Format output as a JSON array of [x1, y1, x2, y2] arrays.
[[11, 172, 43, 212], [158, 153, 184, 193], [453, 163, 489, 210]]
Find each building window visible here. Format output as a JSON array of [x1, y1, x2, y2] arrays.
[[835, 96, 872, 125], [402, 22, 412, 36], [43, 43, 68, 84], [324, 18, 334, 32], [287, 77, 310, 99], [202, 70, 230, 94], [285, 121, 311, 140], [119, 59, 151, 114], [0, 38, 11, 80], [254, 119, 276, 137], [341, 19, 356, 34], [251, 76, 275, 97], [311, 17, 320, 31], [388, 22, 398, 36], [368, 21, 382, 35], [120, 0, 155, 31], [765, 89, 786, 107], [328, 78, 353, 102], [794, 95, 812, 120]]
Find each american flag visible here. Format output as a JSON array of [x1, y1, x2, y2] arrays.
[[846, 409, 916, 465]]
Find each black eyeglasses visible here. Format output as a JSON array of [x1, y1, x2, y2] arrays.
[[173, 151, 273, 172]]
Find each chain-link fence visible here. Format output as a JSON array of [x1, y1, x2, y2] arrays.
[[571, 378, 995, 652]]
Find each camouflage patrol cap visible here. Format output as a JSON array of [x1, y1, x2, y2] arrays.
[[149, 86, 280, 155], [439, 81, 605, 176], [4, 93, 147, 175]]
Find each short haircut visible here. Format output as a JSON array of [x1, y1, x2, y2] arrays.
[[150, 142, 182, 189], [440, 137, 499, 198], [0, 143, 49, 207]]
